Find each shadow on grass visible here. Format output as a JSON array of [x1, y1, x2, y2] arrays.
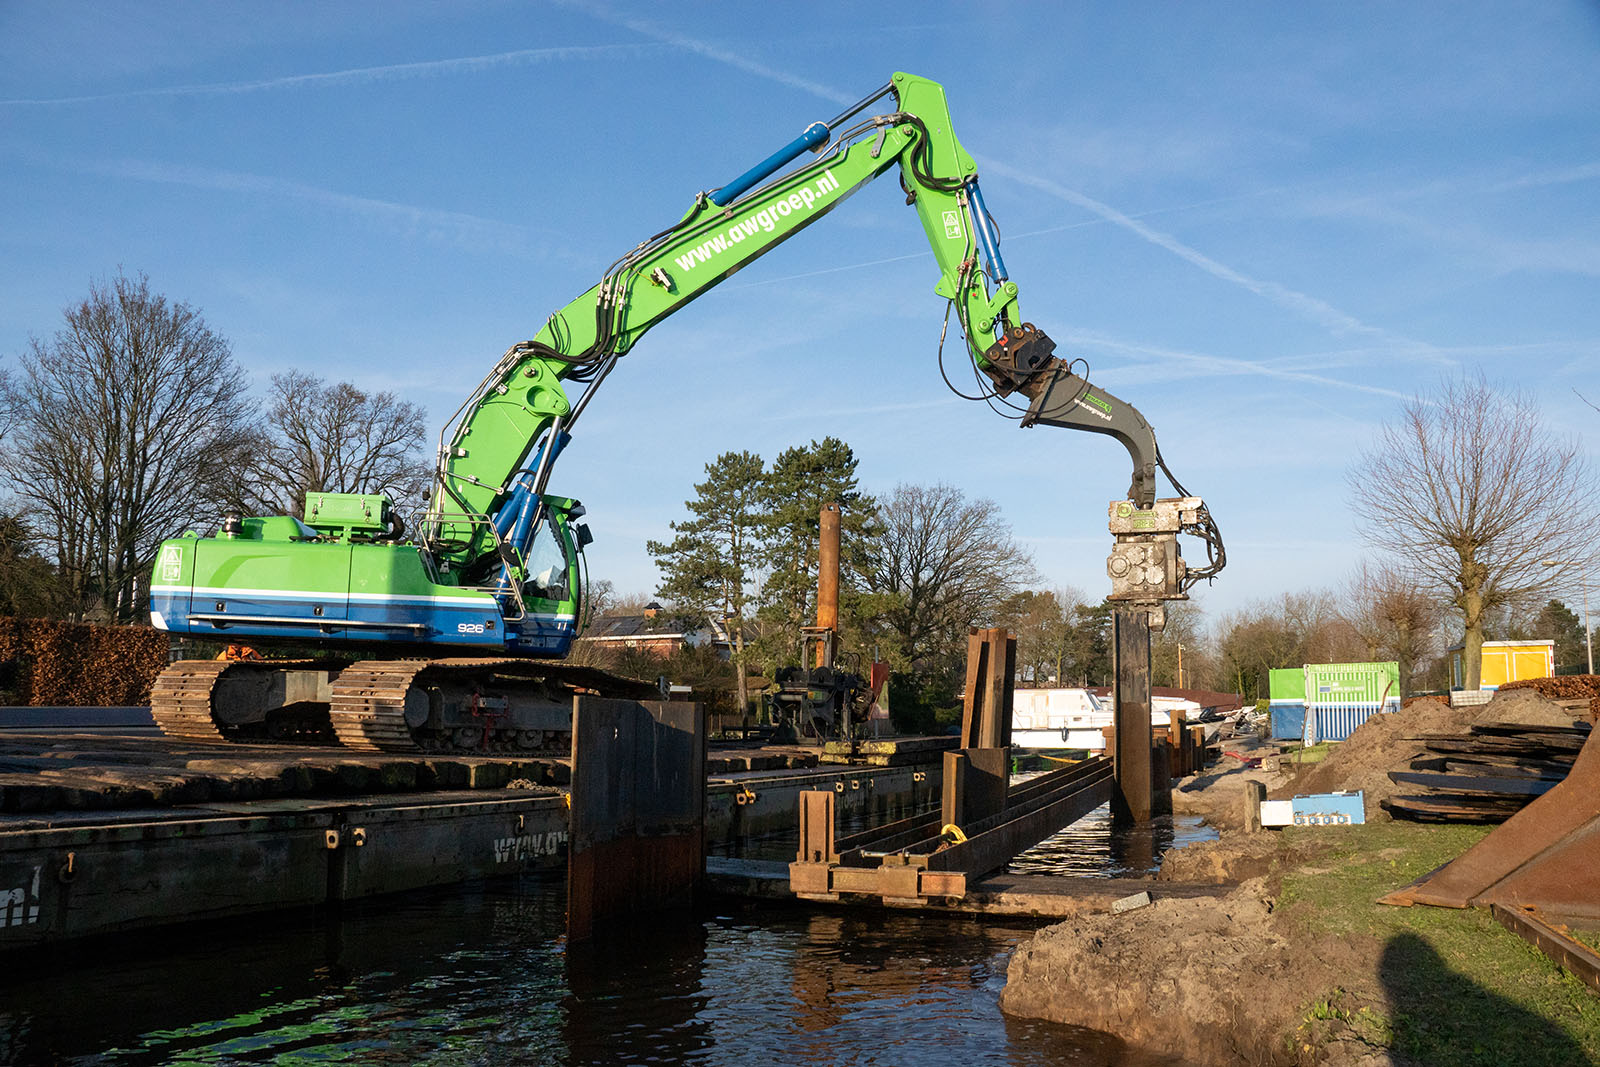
[[1380, 932, 1589, 1067]]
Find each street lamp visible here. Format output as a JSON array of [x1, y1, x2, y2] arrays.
[[1540, 559, 1594, 675]]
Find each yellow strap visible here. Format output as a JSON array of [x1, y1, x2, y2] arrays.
[[940, 823, 967, 844]]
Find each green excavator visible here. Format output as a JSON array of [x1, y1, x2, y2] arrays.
[[147, 72, 1223, 752]]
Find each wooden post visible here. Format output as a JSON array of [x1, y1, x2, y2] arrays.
[[1244, 780, 1266, 832], [1168, 708, 1187, 776], [1112, 609, 1154, 822]]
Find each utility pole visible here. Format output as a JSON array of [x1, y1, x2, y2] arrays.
[[1539, 559, 1593, 675]]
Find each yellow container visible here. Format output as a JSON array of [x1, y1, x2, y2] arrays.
[[1447, 640, 1554, 690]]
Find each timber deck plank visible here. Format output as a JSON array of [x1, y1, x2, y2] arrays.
[[704, 856, 1228, 917]]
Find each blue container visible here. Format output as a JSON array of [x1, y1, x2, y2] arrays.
[[1269, 702, 1306, 741]]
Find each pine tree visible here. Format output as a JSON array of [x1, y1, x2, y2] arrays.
[[646, 451, 767, 715], [756, 437, 876, 668]]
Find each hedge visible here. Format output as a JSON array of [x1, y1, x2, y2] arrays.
[[0, 617, 170, 706]]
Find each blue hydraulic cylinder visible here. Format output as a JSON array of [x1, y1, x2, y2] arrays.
[[967, 180, 1009, 284], [489, 431, 570, 596], [709, 121, 830, 206]]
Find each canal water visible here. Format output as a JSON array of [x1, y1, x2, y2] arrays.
[[1, 811, 1211, 1066]]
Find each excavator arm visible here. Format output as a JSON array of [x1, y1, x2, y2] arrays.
[[430, 72, 1222, 610]]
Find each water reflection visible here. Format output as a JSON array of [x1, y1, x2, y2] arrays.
[[1007, 805, 1217, 878], [0, 874, 1191, 1066]]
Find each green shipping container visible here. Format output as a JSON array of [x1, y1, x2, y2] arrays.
[[1268, 668, 1306, 702], [1303, 661, 1400, 705]]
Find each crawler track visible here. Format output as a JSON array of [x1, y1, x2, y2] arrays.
[[149, 658, 340, 745], [328, 657, 662, 752], [148, 660, 234, 742], [151, 656, 658, 752], [327, 659, 432, 751]]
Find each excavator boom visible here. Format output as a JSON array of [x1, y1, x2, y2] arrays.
[[147, 71, 1223, 751]]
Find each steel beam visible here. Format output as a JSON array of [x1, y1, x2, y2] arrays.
[[1112, 608, 1153, 822]]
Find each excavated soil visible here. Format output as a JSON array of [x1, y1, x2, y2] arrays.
[[1001, 873, 1393, 1067], [1000, 691, 1586, 1066], [1271, 690, 1585, 815], [1270, 697, 1464, 814], [1473, 686, 1586, 727]]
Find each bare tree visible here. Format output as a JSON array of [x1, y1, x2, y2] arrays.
[[0, 365, 18, 444], [996, 587, 1079, 686], [1151, 599, 1207, 689], [860, 483, 1036, 670], [2, 272, 254, 621], [1339, 560, 1441, 696], [1349, 373, 1598, 689], [227, 371, 432, 518], [1213, 590, 1367, 700]]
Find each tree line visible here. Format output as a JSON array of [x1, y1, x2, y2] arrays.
[[617, 370, 1598, 718], [636, 441, 1037, 726], [0, 271, 433, 622], [6, 275, 1593, 705]]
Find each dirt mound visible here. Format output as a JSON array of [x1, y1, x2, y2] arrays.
[[1500, 674, 1600, 720], [1002, 877, 1369, 1065], [1472, 687, 1585, 728], [1157, 831, 1288, 884], [1270, 697, 1471, 816]]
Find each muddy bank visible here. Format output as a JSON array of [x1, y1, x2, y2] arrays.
[[1001, 877, 1294, 1064], [999, 689, 1588, 1065], [1168, 734, 1289, 833], [1001, 836, 1397, 1066]]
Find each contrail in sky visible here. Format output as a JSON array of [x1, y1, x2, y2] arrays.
[[85, 156, 541, 255], [565, 5, 1445, 366], [558, 0, 855, 106], [1061, 329, 1415, 401], [0, 43, 661, 107]]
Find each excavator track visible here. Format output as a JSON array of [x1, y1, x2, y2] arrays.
[[327, 660, 433, 751], [329, 657, 661, 753], [150, 657, 657, 752], [149, 658, 339, 744], [149, 660, 235, 743]]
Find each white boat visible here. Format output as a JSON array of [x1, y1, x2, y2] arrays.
[[1011, 689, 1223, 751]]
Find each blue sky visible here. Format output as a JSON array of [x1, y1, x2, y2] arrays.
[[3, 1, 1597, 621]]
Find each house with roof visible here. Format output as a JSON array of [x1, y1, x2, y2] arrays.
[[578, 602, 726, 658]]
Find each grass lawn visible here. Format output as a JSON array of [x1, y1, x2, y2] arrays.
[[1284, 741, 1333, 766], [1278, 821, 1600, 1066]]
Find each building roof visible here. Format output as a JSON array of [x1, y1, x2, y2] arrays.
[[581, 613, 694, 641], [1444, 640, 1555, 652]]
